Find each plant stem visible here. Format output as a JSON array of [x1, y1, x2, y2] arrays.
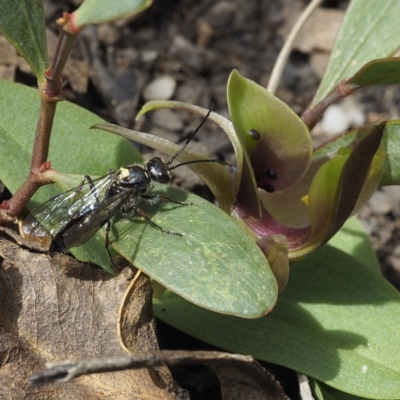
[[301, 78, 355, 129], [0, 20, 77, 223], [45, 28, 76, 97], [267, 0, 323, 95]]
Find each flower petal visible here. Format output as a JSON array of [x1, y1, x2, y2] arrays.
[[256, 235, 289, 293], [258, 156, 328, 229], [227, 70, 313, 194], [290, 120, 385, 260]]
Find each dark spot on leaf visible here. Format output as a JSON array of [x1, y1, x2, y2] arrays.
[[265, 169, 277, 180], [248, 128, 261, 141], [265, 185, 275, 193]]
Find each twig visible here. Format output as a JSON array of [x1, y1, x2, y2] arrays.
[[297, 373, 315, 400], [267, 0, 323, 94], [29, 350, 254, 388], [301, 77, 355, 129], [0, 16, 78, 222]]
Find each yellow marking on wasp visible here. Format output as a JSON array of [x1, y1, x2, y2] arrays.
[[119, 167, 130, 179]]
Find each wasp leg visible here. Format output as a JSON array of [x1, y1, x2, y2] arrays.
[[141, 193, 192, 206], [84, 174, 104, 206], [104, 219, 119, 271], [71, 175, 102, 207], [123, 205, 182, 237]]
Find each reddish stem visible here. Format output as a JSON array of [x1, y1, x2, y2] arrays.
[[0, 15, 78, 224], [45, 26, 76, 97], [301, 78, 356, 130]]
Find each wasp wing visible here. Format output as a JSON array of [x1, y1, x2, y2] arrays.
[[50, 187, 140, 251], [22, 171, 120, 238]]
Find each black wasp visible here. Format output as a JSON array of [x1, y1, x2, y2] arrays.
[[23, 108, 222, 264]]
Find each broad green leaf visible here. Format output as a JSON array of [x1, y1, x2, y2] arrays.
[[0, 79, 141, 273], [312, 378, 394, 400], [108, 185, 277, 317], [73, 0, 152, 28], [311, 379, 387, 400], [48, 171, 277, 314], [0, 79, 140, 204], [348, 58, 400, 88], [0, 0, 48, 81], [381, 121, 400, 186], [63, 230, 113, 274], [0, 80, 278, 315], [313, 121, 400, 187], [314, 0, 400, 103], [154, 245, 400, 399], [328, 217, 380, 273]]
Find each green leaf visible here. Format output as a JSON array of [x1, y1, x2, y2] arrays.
[[348, 58, 400, 88], [0, 0, 48, 81], [328, 217, 380, 273], [313, 121, 400, 187], [69, 233, 114, 274], [0, 79, 141, 274], [73, 0, 153, 28], [47, 170, 278, 314], [381, 121, 400, 186], [109, 185, 277, 317], [155, 245, 400, 399], [0, 80, 140, 204], [311, 379, 389, 400], [314, 0, 400, 103], [0, 80, 278, 313]]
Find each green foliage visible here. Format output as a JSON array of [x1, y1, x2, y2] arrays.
[[315, 0, 400, 103], [0, 80, 141, 206], [349, 58, 400, 88], [0, 80, 276, 317], [154, 232, 400, 399], [112, 186, 277, 317], [1, 0, 400, 398], [73, 0, 153, 27], [0, 0, 48, 81], [313, 121, 400, 187]]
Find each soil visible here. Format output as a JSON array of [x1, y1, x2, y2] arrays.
[[7, 0, 400, 398]]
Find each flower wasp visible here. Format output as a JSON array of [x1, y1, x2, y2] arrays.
[[22, 108, 224, 265]]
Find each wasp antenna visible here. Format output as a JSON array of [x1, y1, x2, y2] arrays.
[[168, 158, 233, 172], [166, 105, 214, 166]]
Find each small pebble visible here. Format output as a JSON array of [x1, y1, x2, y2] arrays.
[[204, 1, 237, 29], [150, 109, 184, 132], [369, 187, 400, 215], [319, 99, 365, 137], [170, 35, 215, 72], [143, 75, 177, 101]]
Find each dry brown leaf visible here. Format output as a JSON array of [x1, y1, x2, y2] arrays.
[[209, 359, 289, 400], [0, 232, 176, 399]]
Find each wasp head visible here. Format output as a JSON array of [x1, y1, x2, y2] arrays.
[[147, 157, 172, 184]]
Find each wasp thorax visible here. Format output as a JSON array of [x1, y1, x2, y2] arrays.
[[147, 157, 172, 184], [119, 166, 151, 188]]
